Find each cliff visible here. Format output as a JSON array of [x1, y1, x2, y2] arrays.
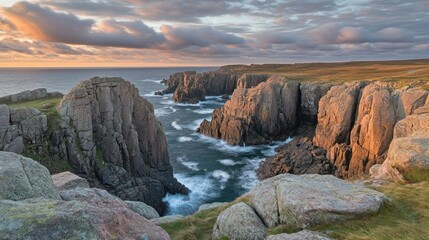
[[55, 77, 188, 214], [195, 71, 428, 179], [162, 71, 269, 103]]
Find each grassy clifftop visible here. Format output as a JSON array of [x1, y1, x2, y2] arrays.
[[219, 59, 429, 89]]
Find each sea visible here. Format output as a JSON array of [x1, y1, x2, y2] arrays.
[[0, 67, 291, 215]]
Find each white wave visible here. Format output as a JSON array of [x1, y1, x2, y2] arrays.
[[218, 159, 241, 166], [163, 173, 218, 215], [184, 118, 206, 131], [143, 92, 163, 97], [238, 157, 264, 190], [171, 120, 183, 130], [212, 170, 231, 190], [178, 136, 193, 142], [195, 134, 257, 155], [261, 137, 294, 157], [140, 79, 163, 84], [177, 156, 199, 171], [169, 106, 177, 113], [193, 108, 214, 114]]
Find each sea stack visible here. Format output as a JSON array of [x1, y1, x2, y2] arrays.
[[55, 77, 188, 214]]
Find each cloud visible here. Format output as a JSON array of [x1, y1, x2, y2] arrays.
[[161, 25, 245, 49], [1, 1, 165, 48]]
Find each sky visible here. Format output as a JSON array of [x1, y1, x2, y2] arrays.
[[0, 0, 428, 67]]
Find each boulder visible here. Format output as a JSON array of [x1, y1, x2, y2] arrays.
[[0, 151, 61, 200], [198, 76, 300, 145], [250, 174, 386, 228], [266, 230, 333, 240], [347, 84, 396, 177], [212, 202, 267, 240], [51, 171, 90, 191], [0, 190, 170, 240], [56, 77, 188, 214], [198, 202, 228, 212], [151, 215, 185, 225], [314, 82, 364, 150], [125, 200, 160, 219]]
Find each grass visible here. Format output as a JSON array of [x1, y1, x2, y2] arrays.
[[7, 97, 73, 174], [160, 195, 250, 240], [220, 59, 429, 90], [160, 181, 429, 240]]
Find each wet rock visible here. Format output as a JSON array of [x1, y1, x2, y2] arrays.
[[0, 151, 61, 200], [212, 202, 267, 240], [257, 128, 332, 179]]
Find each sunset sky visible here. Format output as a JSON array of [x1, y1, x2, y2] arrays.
[[1, 0, 428, 67]]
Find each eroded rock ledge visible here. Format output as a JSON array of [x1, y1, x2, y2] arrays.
[[55, 77, 188, 214]]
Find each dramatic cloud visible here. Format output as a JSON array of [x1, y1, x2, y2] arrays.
[[1, 2, 165, 48], [0, 0, 428, 66]]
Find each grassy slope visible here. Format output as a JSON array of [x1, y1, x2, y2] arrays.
[[161, 181, 429, 240], [7, 97, 73, 174], [220, 59, 429, 89]]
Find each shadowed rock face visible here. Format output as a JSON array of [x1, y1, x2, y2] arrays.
[[198, 75, 300, 145], [55, 77, 188, 214], [164, 71, 269, 103]]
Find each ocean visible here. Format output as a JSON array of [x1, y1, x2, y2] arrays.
[[0, 67, 291, 215]]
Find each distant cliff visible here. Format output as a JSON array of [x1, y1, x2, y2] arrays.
[[162, 71, 269, 103]]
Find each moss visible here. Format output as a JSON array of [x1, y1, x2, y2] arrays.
[[95, 148, 105, 168], [22, 144, 72, 174], [401, 168, 429, 183]]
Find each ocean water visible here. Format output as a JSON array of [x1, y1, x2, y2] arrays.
[[0, 67, 291, 215]]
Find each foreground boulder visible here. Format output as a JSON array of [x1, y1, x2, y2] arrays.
[[250, 174, 386, 228], [55, 77, 188, 214], [0, 151, 61, 200], [0, 189, 170, 240], [212, 202, 267, 240], [198, 75, 300, 145], [125, 200, 160, 219], [51, 171, 90, 191]]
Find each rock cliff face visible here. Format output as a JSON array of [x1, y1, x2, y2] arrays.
[[0, 105, 48, 154], [163, 71, 268, 103], [55, 77, 188, 214], [198, 75, 300, 145], [0, 88, 62, 104], [371, 101, 429, 181]]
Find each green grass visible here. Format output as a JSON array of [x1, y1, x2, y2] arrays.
[[220, 59, 429, 90], [160, 181, 429, 240], [7, 97, 72, 174], [160, 195, 249, 240]]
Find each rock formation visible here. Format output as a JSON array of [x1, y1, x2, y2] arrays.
[[55, 77, 188, 214], [371, 102, 429, 181], [163, 71, 268, 103], [0, 88, 62, 104], [212, 202, 267, 240], [257, 128, 332, 179], [198, 75, 300, 145], [212, 173, 386, 239], [0, 105, 47, 154], [51, 171, 90, 191]]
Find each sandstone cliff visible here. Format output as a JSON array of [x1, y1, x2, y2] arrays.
[[163, 71, 269, 103], [198, 75, 300, 145], [55, 77, 188, 214]]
